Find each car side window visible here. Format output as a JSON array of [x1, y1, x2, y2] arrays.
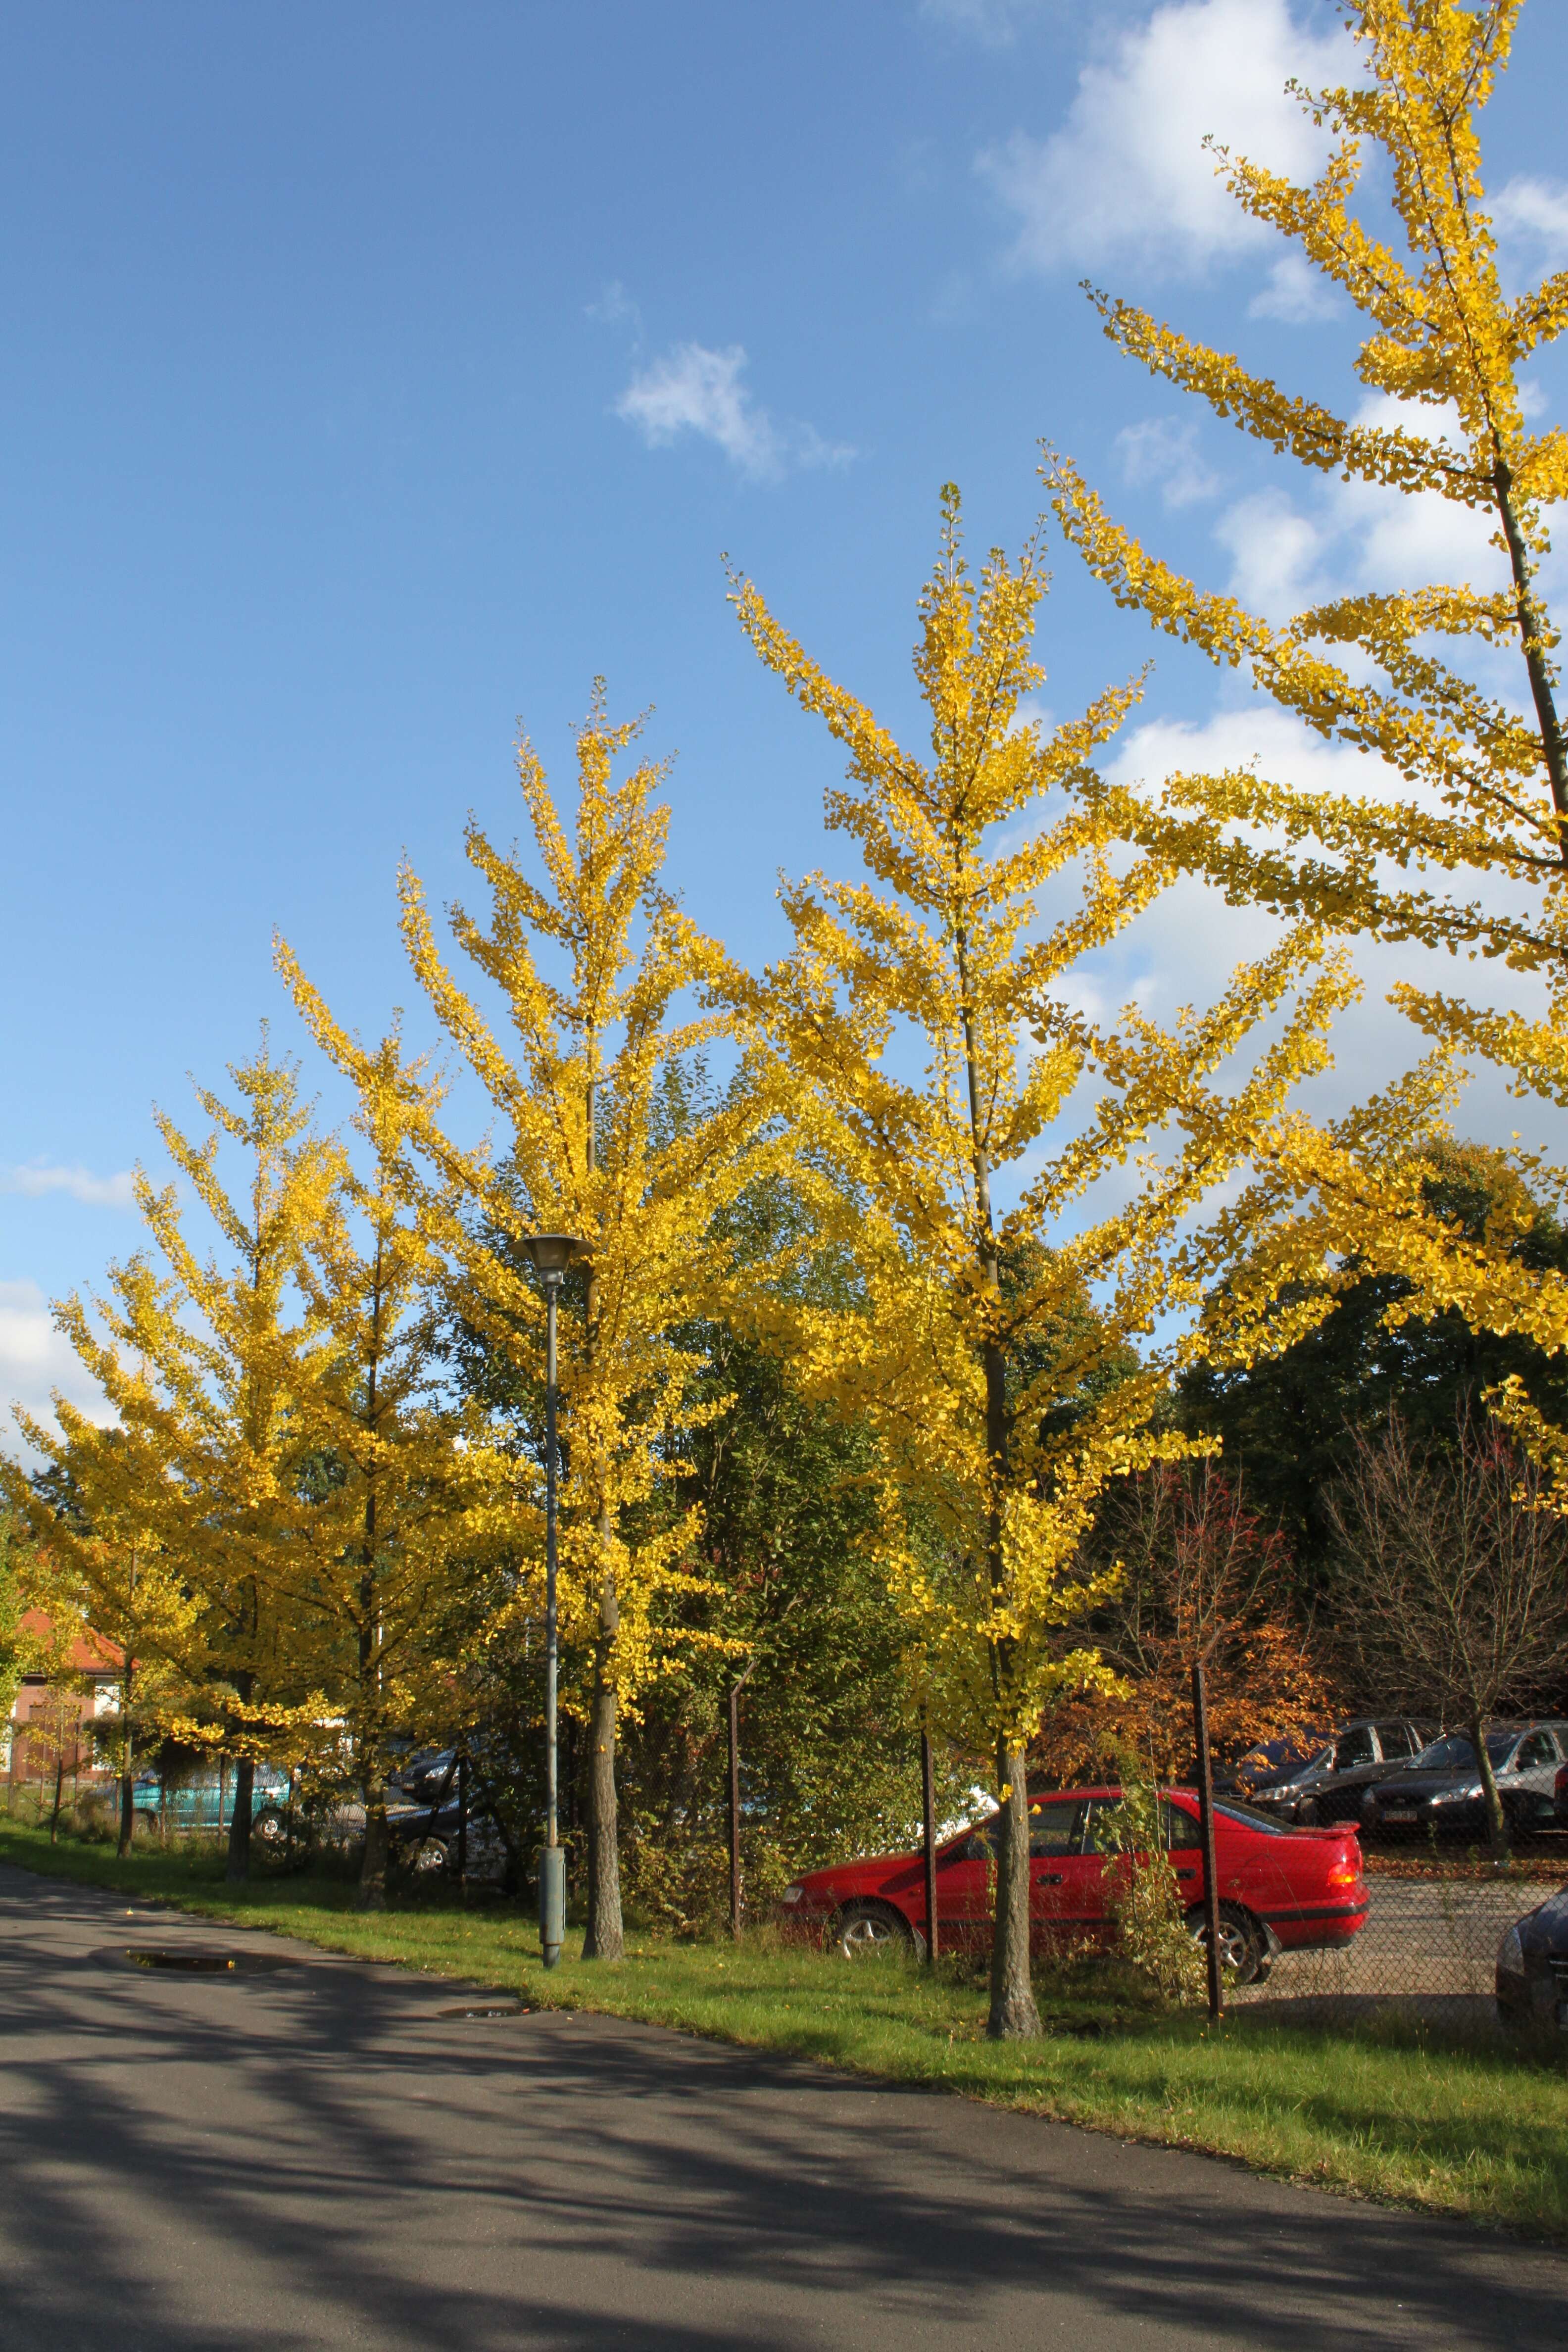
[[1515, 1731, 1556, 1769], [1333, 1728, 1376, 1770], [965, 1799, 1087, 1858], [1375, 1722, 1416, 1759], [1028, 1800, 1083, 1857], [1162, 1801, 1203, 1850], [1079, 1797, 1200, 1854]]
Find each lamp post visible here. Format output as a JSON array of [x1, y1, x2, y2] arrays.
[[520, 1232, 582, 1968]]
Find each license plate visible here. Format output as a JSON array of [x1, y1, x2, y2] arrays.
[[1382, 1809, 1419, 1822]]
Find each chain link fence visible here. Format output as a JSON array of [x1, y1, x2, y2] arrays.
[[1226, 1852, 1568, 2022]]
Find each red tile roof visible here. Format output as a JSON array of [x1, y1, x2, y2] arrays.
[[17, 1609, 125, 1675]]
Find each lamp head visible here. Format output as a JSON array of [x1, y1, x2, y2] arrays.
[[520, 1232, 582, 1278]]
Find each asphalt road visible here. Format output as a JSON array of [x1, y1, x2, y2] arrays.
[[1, 1864, 1565, 2351]]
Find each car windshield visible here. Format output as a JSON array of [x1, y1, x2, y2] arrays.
[[1238, 1735, 1328, 1775], [1211, 1797, 1299, 1837], [1409, 1732, 1517, 1772]]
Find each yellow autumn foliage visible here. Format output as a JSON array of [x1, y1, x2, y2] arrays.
[[1045, 0, 1568, 1473], [730, 490, 1360, 1767]]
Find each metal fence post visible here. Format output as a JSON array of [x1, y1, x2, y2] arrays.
[[727, 1682, 742, 1941], [921, 1726, 939, 1966], [1192, 1656, 1224, 2022], [457, 1749, 469, 1891]]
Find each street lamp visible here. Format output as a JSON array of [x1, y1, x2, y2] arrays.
[[520, 1232, 582, 1968]]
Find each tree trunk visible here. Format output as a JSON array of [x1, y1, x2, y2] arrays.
[[1471, 1708, 1510, 1858], [1494, 460, 1568, 857], [359, 1795, 389, 1909], [958, 918, 1038, 2041], [225, 1756, 254, 1884], [987, 1741, 1040, 2039], [980, 1316, 1037, 2038], [356, 1273, 386, 1911], [49, 1759, 63, 1845], [583, 1568, 624, 1960]]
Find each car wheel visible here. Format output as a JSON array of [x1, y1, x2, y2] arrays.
[[408, 1836, 449, 1876], [831, 1902, 912, 1960], [1186, 1902, 1270, 1987], [136, 1810, 159, 1837], [252, 1807, 286, 1845]]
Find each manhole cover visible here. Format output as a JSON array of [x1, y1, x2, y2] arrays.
[[114, 1946, 295, 1976], [126, 1949, 238, 1972], [437, 2001, 528, 2019]]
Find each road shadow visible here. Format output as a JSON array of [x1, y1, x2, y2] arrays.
[[0, 1866, 1564, 2352]]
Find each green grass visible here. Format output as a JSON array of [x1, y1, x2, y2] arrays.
[[5, 1817, 1567, 2245]]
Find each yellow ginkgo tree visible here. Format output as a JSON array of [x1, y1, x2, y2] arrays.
[[10, 1040, 335, 1881], [730, 490, 1362, 2037], [281, 695, 785, 1960], [4, 1443, 198, 1857], [1046, 0, 1568, 1467], [272, 1036, 512, 1905]]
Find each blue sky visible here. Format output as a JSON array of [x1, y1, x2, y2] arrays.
[[5, 0, 1568, 1431]]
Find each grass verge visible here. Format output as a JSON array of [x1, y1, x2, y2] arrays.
[[4, 1818, 1566, 2245]]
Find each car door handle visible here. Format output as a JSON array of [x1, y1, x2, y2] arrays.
[[1176, 1868, 1197, 1880], [1033, 1871, 1065, 1884]]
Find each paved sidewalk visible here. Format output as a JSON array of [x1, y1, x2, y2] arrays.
[[0, 1863, 1563, 2351]]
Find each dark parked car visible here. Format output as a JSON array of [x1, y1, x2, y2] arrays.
[[1234, 1719, 1433, 1825], [389, 1747, 460, 1805], [1496, 1887, 1568, 2028], [778, 1785, 1369, 1986], [385, 1797, 510, 1882], [1364, 1722, 1568, 1841]]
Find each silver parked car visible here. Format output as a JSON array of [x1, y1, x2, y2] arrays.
[[1365, 1721, 1568, 1840], [1233, 1719, 1434, 1826]]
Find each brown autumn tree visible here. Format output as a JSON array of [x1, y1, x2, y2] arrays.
[[1039, 1463, 1336, 1785], [1323, 1410, 1568, 1853]]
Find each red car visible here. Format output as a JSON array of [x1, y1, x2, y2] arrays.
[[779, 1785, 1369, 1984]]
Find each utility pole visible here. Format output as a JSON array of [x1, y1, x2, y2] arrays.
[[521, 1233, 582, 1969]]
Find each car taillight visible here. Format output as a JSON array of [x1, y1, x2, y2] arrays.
[[1326, 1856, 1363, 1890], [1556, 1763, 1568, 1798]]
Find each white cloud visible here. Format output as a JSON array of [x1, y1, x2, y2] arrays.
[[1336, 465, 1502, 597], [1, 1162, 136, 1209], [1214, 488, 1328, 618], [1116, 417, 1220, 508], [1489, 175, 1568, 269], [1086, 706, 1561, 1149], [586, 279, 641, 331], [614, 343, 853, 484], [1106, 703, 1402, 809], [1249, 249, 1339, 323], [0, 1279, 113, 1461], [980, 0, 1351, 279], [1210, 396, 1507, 624]]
